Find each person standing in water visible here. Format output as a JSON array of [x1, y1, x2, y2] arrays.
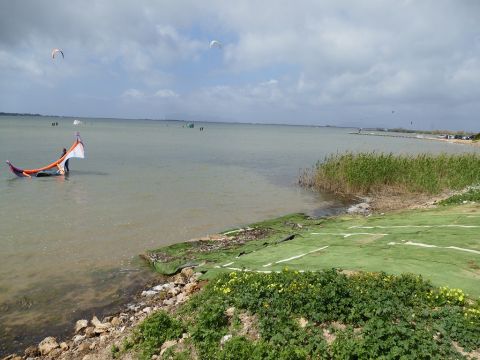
[[61, 148, 70, 172]]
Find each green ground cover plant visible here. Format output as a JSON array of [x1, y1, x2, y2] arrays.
[[132, 311, 184, 360], [299, 152, 480, 195], [132, 270, 480, 359], [439, 187, 480, 205]]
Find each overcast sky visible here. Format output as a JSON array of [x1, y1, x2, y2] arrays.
[[1, 1, 479, 130]]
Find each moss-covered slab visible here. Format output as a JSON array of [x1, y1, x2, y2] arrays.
[[145, 205, 480, 297]]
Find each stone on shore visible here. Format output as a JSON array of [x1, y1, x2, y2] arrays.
[[24, 345, 39, 357], [110, 316, 121, 327], [91, 315, 111, 333], [75, 319, 88, 333], [38, 336, 59, 355], [180, 267, 194, 278]]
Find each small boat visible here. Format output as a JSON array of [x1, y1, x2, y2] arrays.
[[6, 133, 85, 177]]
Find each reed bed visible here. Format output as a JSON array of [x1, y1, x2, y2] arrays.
[[299, 152, 480, 195]]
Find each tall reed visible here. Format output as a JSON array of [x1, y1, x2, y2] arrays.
[[299, 152, 480, 195]]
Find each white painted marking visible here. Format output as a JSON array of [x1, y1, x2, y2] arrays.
[[405, 241, 437, 248], [445, 246, 480, 255], [350, 224, 480, 229], [311, 232, 388, 238], [274, 246, 329, 265], [221, 262, 234, 267], [224, 267, 274, 273], [387, 241, 480, 255], [263, 263, 272, 267]]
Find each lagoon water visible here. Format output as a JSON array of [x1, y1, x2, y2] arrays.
[[0, 116, 478, 354]]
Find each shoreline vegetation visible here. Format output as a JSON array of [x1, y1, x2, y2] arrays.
[[299, 152, 480, 212], [4, 152, 480, 359]]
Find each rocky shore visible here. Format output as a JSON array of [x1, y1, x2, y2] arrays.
[[2, 268, 202, 360]]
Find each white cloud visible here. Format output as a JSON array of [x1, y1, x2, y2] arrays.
[[154, 89, 179, 98], [122, 88, 145, 100]]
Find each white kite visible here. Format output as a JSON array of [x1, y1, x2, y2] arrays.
[[51, 48, 64, 59], [209, 40, 222, 49]]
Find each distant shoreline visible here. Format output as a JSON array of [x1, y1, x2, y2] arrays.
[[351, 131, 480, 147]]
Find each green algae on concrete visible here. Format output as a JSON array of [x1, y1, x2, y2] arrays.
[[147, 205, 480, 297]]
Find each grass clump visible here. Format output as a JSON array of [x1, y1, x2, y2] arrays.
[[300, 152, 480, 195], [134, 311, 184, 360], [439, 187, 480, 205]]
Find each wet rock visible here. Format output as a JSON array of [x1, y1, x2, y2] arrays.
[[75, 319, 88, 333], [24, 345, 39, 357], [127, 304, 140, 311]]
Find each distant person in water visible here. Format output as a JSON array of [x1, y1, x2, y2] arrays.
[[61, 148, 70, 172]]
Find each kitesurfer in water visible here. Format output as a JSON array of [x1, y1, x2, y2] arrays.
[[61, 148, 70, 172]]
